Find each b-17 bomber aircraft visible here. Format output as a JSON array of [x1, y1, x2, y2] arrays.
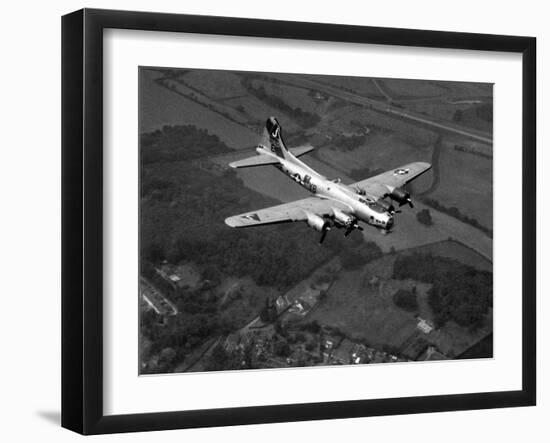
[[225, 117, 431, 243]]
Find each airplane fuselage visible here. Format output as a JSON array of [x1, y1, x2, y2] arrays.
[[256, 146, 394, 231]]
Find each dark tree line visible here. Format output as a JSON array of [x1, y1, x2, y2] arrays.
[[452, 102, 493, 130], [331, 133, 367, 152], [141, 124, 231, 164], [393, 288, 418, 312], [421, 197, 492, 237], [416, 208, 433, 226]]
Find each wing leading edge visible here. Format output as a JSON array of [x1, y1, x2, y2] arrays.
[[224, 196, 350, 228]]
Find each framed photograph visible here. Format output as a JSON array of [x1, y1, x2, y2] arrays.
[[61, 8, 536, 435]]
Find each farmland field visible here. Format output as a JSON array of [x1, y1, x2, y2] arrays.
[[317, 134, 433, 177], [139, 66, 494, 372], [429, 140, 493, 227], [375, 78, 449, 99], [400, 240, 492, 272], [306, 249, 492, 357], [140, 69, 257, 148], [183, 70, 247, 99]]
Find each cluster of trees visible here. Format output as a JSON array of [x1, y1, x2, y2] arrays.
[[452, 102, 493, 128], [475, 103, 493, 123], [331, 133, 367, 151], [392, 288, 418, 312], [452, 109, 465, 123], [241, 78, 320, 128], [393, 253, 492, 329], [421, 197, 492, 237], [140, 124, 231, 164], [416, 208, 433, 226], [205, 343, 247, 372], [259, 296, 278, 323]]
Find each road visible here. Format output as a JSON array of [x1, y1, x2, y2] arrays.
[[288, 76, 493, 145], [371, 78, 393, 103]]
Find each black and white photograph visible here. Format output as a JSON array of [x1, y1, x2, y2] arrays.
[[1, 0, 544, 440], [139, 67, 493, 375]]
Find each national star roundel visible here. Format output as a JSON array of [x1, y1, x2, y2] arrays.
[[393, 168, 410, 175]]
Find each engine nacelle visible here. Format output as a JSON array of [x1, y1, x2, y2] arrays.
[[306, 213, 329, 232], [389, 187, 411, 206], [332, 209, 354, 227]]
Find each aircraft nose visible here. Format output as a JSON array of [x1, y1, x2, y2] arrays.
[[386, 216, 394, 230]]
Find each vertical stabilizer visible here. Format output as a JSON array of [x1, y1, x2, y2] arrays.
[[260, 117, 289, 159]]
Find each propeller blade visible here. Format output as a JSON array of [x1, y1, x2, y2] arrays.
[[319, 226, 330, 244], [407, 198, 414, 208], [344, 223, 363, 236]]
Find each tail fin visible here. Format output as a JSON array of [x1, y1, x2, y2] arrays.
[[260, 117, 289, 160]]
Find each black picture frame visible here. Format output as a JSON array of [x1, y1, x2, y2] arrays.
[[61, 8, 536, 435]]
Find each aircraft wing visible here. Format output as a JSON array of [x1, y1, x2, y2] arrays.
[[225, 196, 350, 228], [351, 162, 431, 198], [229, 154, 279, 169], [289, 145, 315, 157]]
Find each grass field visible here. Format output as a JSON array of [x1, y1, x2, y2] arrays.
[[400, 240, 492, 272], [429, 140, 493, 227], [183, 70, 247, 99], [306, 256, 423, 349], [377, 78, 448, 99], [317, 134, 433, 177], [382, 78, 492, 100], [140, 69, 257, 148], [295, 75, 386, 99], [404, 101, 472, 122], [261, 81, 319, 114]]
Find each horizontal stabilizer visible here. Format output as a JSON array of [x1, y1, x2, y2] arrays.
[[289, 145, 315, 158], [229, 154, 280, 169]]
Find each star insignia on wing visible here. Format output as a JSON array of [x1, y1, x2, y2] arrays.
[[394, 168, 410, 175], [242, 213, 261, 221]]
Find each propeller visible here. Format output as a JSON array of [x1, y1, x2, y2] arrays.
[[398, 198, 413, 209], [344, 223, 363, 237], [319, 225, 331, 244]]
